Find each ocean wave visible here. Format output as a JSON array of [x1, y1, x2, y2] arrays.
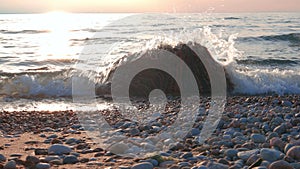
[[224, 17, 240, 20], [236, 58, 299, 66], [240, 33, 300, 43], [0, 29, 50, 34]]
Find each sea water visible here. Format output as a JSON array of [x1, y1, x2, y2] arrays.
[[0, 12, 299, 111]]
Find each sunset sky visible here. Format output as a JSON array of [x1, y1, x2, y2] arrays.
[[0, 0, 299, 13]]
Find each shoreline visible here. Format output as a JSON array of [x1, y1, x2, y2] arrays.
[[1, 95, 300, 168]]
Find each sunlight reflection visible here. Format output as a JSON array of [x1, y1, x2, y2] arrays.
[[39, 11, 73, 60]]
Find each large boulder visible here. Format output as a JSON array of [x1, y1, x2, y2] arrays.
[[96, 43, 233, 98]]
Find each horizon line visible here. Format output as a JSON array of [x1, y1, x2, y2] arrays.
[[0, 11, 299, 14]]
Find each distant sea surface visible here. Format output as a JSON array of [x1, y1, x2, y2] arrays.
[[0, 12, 299, 111]]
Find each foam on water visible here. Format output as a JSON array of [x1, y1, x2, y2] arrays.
[[0, 13, 300, 99]]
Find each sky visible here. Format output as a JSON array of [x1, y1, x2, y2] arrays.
[[0, 0, 299, 13]]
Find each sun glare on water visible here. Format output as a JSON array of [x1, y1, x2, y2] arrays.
[[38, 11, 74, 61]]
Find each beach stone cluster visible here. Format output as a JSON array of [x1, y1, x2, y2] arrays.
[[0, 95, 299, 168]]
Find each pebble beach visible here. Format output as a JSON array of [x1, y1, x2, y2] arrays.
[[1, 95, 300, 169]]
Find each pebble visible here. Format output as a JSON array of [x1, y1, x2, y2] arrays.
[[225, 149, 238, 159], [178, 162, 191, 168], [180, 152, 193, 159], [47, 134, 58, 139], [159, 161, 175, 167], [35, 148, 48, 155], [44, 156, 60, 162], [0, 154, 6, 162], [109, 143, 129, 154], [65, 138, 80, 145], [284, 143, 294, 153], [260, 148, 281, 162], [131, 162, 153, 169], [35, 163, 51, 169], [269, 160, 293, 169], [237, 149, 259, 161], [48, 144, 72, 155], [26, 155, 39, 164], [206, 161, 228, 169], [251, 134, 266, 143], [190, 128, 200, 136], [4, 160, 16, 169], [270, 137, 285, 150], [63, 155, 79, 164], [273, 124, 286, 135], [286, 146, 300, 161]]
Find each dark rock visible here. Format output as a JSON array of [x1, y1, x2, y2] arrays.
[[251, 134, 266, 143], [132, 162, 154, 169], [180, 152, 193, 159], [260, 148, 281, 162], [25, 155, 39, 166], [35, 163, 51, 169], [0, 154, 6, 162], [269, 160, 293, 169], [4, 160, 16, 169], [96, 43, 234, 98], [34, 148, 48, 155], [287, 146, 300, 161], [63, 155, 78, 164], [48, 144, 72, 155], [225, 149, 238, 159], [273, 124, 286, 135]]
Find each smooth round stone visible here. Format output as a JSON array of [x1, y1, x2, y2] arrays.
[[237, 149, 259, 161], [269, 160, 293, 169], [270, 137, 285, 150], [246, 154, 260, 166], [164, 138, 174, 145], [109, 143, 129, 154], [65, 138, 80, 145], [26, 155, 39, 164], [284, 144, 294, 153], [4, 160, 16, 169], [290, 162, 300, 169], [260, 148, 281, 162], [47, 134, 58, 139], [49, 159, 63, 165], [39, 134, 46, 138], [131, 162, 154, 169], [178, 162, 191, 167], [196, 166, 208, 169], [206, 161, 228, 169], [251, 134, 266, 143], [160, 152, 171, 157], [180, 152, 193, 159], [190, 128, 200, 136], [286, 146, 300, 161], [159, 161, 175, 168], [273, 125, 286, 135], [44, 156, 60, 162], [260, 160, 270, 167], [48, 144, 72, 155], [223, 135, 232, 140], [268, 132, 279, 140], [144, 159, 158, 166], [225, 149, 238, 159], [0, 154, 6, 162], [282, 100, 293, 107], [63, 155, 79, 164], [141, 142, 156, 150], [129, 128, 140, 136], [35, 163, 51, 169]]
